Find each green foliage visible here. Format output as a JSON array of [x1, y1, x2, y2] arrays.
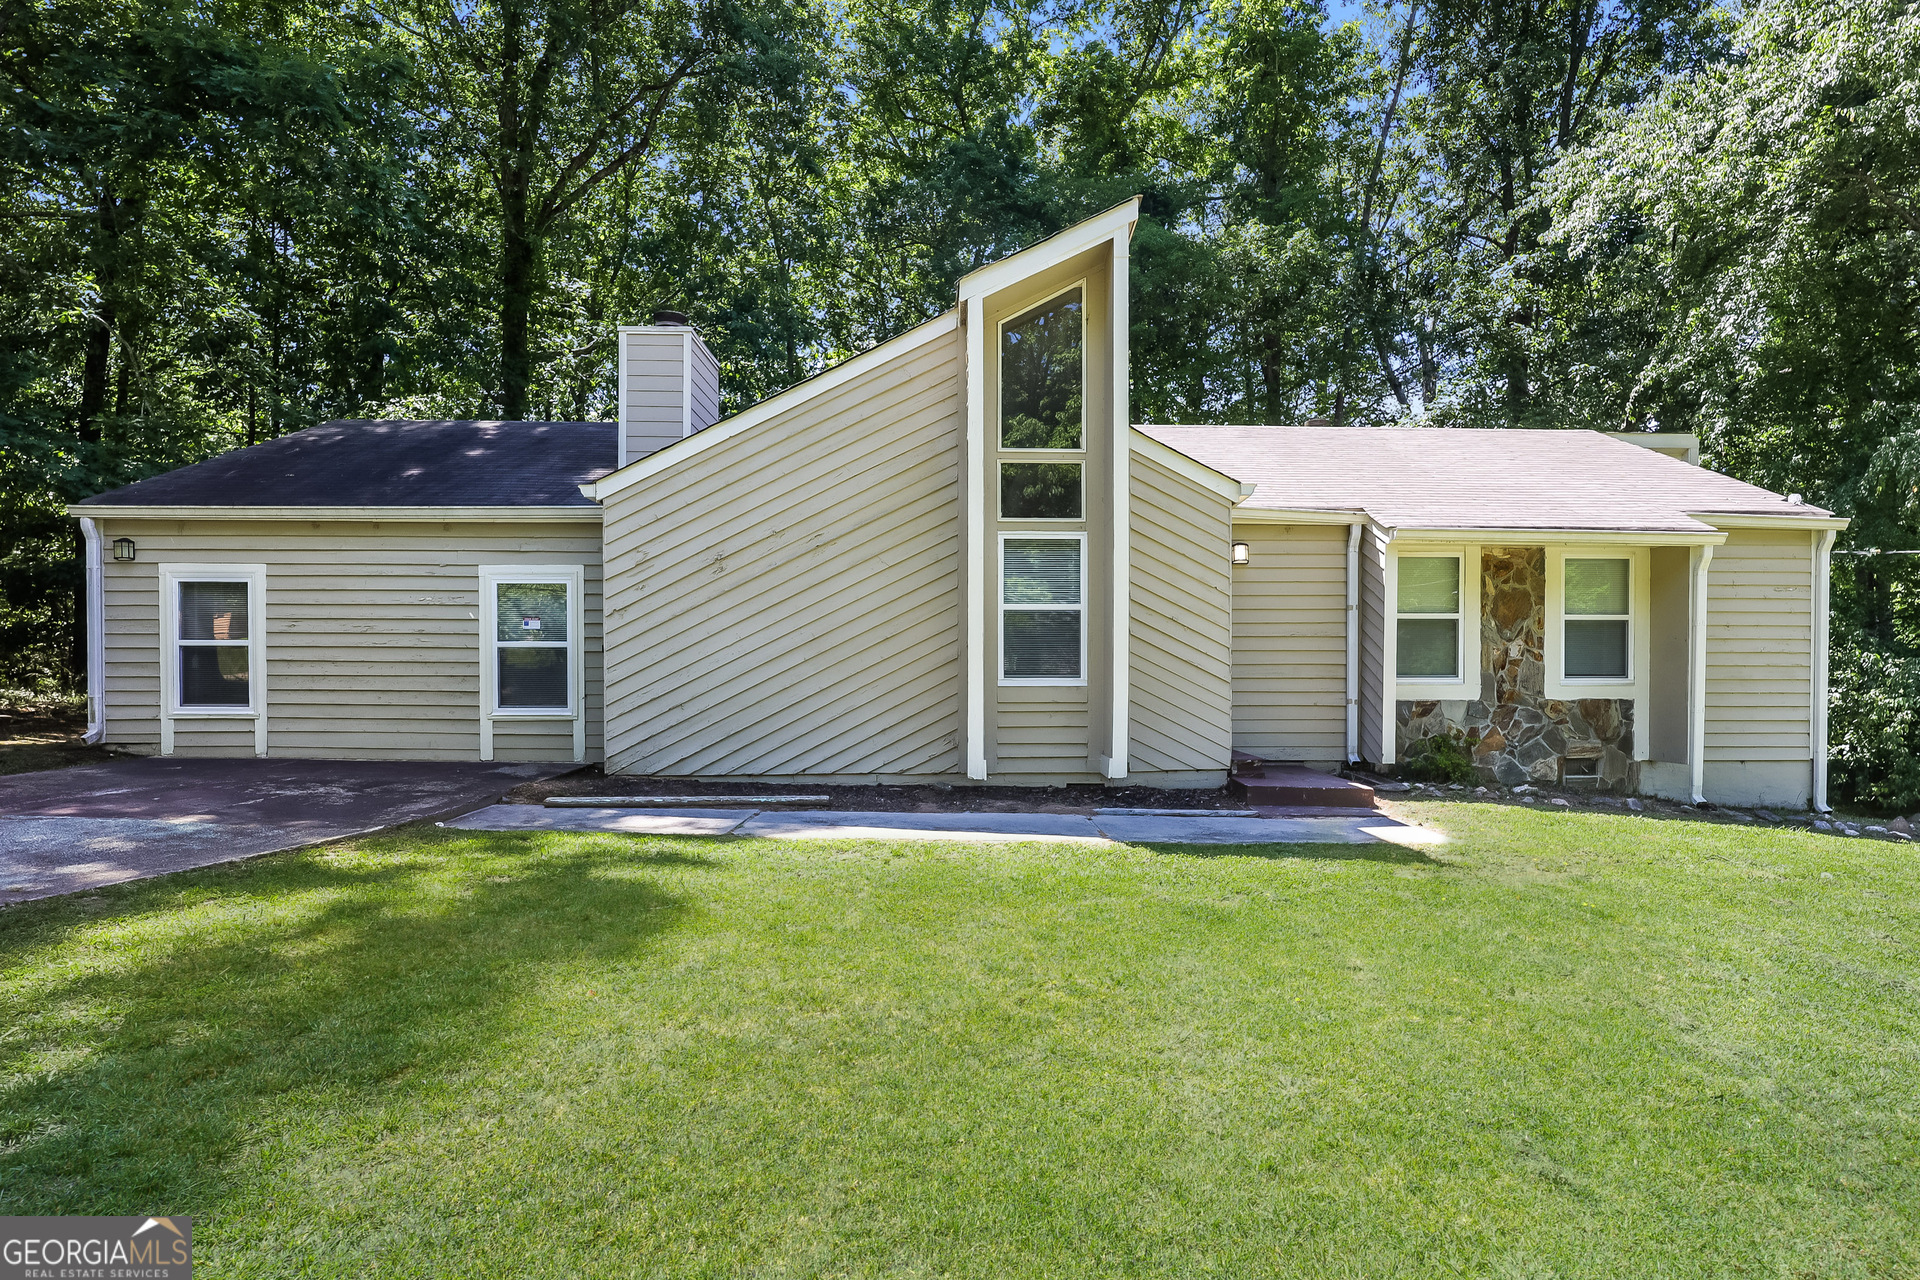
[[1830, 642, 1920, 813], [1401, 731, 1480, 785]]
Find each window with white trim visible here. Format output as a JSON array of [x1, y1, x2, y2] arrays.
[[1001, 535, 1084, 683], [1396, 555, 1461, 679], [999, 461, 1083, 519], [175, 579, 253, 707], [1000, 287, 1084, 450], [490, 578, 574, 712], [1562, 557, 1630, 679]]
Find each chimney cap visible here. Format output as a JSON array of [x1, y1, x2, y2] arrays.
[[1302, 417, 1335, 428], [650, 308, 688, 327]]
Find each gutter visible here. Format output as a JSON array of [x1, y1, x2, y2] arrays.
[[79, 517, 105, 744], [1345, 522, 1361, 765], [64, 505, 602, 522]]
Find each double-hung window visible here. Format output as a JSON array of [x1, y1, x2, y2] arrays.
[[1396, 556, 1462, 680], [162, 564, 265, 716], [482, 568, 581, 715], [1001, 535, 1085, 683], [1562, 558, 1631, 679]]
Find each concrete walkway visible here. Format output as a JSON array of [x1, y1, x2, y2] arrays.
[[0, 758, 576, 902], [443, 805, 1445, 848]]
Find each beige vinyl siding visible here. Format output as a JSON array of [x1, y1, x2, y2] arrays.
[[1705, 527, 1813, 762], [97, 518, 602, 760], [1129, 453, 1233, 777], [623, 330, 691, 458], [1230, 524, 1348, 762], [599, 330, 965, 780], [690, 339, 721, 433], [996, 694, 1090, 772], [1358, 525, 1389, 765]]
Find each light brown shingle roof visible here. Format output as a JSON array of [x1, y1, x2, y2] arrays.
[[1138, 425, 1831, 533]]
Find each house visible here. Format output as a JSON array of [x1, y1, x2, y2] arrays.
[[69, 200, 1848, 809]]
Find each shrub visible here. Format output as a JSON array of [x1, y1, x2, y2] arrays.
[[1829, 643, 1920, 813], [1402, 732, 1479, 785]]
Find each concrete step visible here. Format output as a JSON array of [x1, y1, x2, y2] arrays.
[[1231, 763, 1376, 809]]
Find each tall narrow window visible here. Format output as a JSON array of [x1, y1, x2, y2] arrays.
[[1000, 288, 1084, 449], [494, 580, 572, 710], [1564, 558, 1630, 678], [1001, 536, 1084, 682], [177, 580, 251, 706], [1397, 556, 1461, 679]]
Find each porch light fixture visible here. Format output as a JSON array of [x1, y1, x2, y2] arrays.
[[112, 537, 136, 562], [1231, 541, 1251, 565]]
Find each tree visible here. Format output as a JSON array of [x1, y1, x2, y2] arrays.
[[377, 0, 814, 418]]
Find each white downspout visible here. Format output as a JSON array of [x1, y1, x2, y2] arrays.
[[79, 517, 106, 744], [1345, 522, 1361, 764], [1812, 528, 1835, 811], [1688, 543, 1715, 804]]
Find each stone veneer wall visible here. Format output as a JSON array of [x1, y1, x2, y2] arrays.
[[1396, 547, 1635, 789]]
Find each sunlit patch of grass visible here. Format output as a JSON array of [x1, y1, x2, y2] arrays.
[[1, 809, 1915, 1276]]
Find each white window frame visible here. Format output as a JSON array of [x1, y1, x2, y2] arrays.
[[997, 459, 1086, 522], [1389, 545, 1478, 700], [998, 531, 1088, 687], [159, 563, 267, 757], [1545, 546, 1649, 700], [479, 564, 585, 762], [996, 280, 1087, 455]]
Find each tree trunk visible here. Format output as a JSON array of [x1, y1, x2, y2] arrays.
[[77, 190, 125, 442], [500, 215, 538, 420]]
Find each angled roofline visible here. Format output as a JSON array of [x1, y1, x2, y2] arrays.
[[583, 309, 960, 503], [65, 505, 603, 522], [956, 198, 1142, 301], [1696, 512, 1850, 531], [1129, 429, 1250, 501]]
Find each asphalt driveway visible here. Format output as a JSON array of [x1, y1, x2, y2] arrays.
[[0, 757, 575, 903]]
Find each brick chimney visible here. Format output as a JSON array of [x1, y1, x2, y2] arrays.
[[617, 310, 721, 465]]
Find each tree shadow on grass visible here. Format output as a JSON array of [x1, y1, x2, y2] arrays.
[[0, 827, 697, 1214], [1132, 840, 1445, 867]]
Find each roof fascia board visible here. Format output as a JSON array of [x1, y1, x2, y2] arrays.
[[585, 309, 960, 503], [1388, 526, 1726, 546], [956, 199, 1141, 301], [1128, 429, 1246, 501], [1604, 431, 1700, 464], [1695, 512, 1849, 531], [66, 505, 602, 522], [1231, 506, 1369, 526]]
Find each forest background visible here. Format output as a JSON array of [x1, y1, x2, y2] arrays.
[[3, 0, 1916, 804]]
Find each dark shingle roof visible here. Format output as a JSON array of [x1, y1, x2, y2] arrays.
[[77, 419, 616, 509]]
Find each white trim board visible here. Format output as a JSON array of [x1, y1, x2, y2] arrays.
[[1129, 430, 1247, 501], [586, 310, 960, 503], [1694, 512, 1850, 531], [1106, 236, 1130, 779], [158, 562, 267, 758], [68, 506, 603, 522], [1543, 546, 1652, 752], [1389, 545, 1480, 703], [478, 563, 587, 763], [998, 531, 1090, 688], [956, 198, 1142, 301]]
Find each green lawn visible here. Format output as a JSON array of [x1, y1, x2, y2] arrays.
[[2, 808, 1915, 1277]]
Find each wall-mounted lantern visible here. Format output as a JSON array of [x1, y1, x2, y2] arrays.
[[1231, 541, 1251, 566], [112, 537, 136, 562]]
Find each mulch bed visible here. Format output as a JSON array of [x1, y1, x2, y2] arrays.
[[507, 768, 1253, 814]]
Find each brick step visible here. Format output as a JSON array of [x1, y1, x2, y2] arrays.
[[1230, 762, 1376, 809]]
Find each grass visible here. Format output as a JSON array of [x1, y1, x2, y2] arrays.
[[1, 808, 1915, 1277]]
